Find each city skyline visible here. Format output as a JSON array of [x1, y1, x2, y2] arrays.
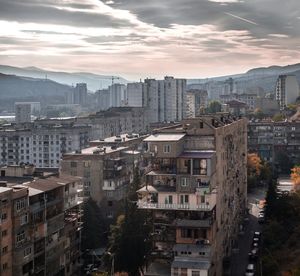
[[0, 0, 299, 80]]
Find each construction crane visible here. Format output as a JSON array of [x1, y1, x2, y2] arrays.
[[99, 76, 121, 89]]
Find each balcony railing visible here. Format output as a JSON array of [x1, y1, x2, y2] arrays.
[[137, 202, 213, 211]]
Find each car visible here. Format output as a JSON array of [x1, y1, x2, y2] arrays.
[[252, 242, 259, 249], [254, 231, 261, 238], [258, 213, 265, 223], [245, 264, 255, 276], [253, 237, 260, 244], [248, 248, 258, 261]]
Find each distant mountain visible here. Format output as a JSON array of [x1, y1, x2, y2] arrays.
[[0, 73, 73, 111], [188, 63, 300, 93], [0, 65, 128, 92]]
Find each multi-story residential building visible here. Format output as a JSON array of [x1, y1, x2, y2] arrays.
[[220, 93, 257, 110], [186, 90, 208, 118], [0, 169, 83, 276], [248, 119, 300, 163], [95, 89, 110, 111], [74, 83, 88, 106], [15, 102, 41, 116], [275, 75, 299, 110], [109, 84, 127, 107], [0, 122, 90, 168], [127, 82, 147, 107], [15, 103, 31, 124], [137, 114, 247, 276], [61, 134, 145, 220]]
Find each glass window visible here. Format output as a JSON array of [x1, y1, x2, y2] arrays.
[[163, 144, 171, 153]]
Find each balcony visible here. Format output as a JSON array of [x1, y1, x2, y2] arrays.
[[137, 202, 213, 211]]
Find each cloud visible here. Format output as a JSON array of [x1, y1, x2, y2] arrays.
[[0, 0, 299, 79]]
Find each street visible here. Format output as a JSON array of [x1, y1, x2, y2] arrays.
[[230, 187, 266, 276]]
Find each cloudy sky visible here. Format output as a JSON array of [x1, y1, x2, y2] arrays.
[[0, 0, 300, 80]]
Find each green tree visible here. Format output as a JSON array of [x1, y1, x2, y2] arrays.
[[82, 198, 107, 250], [206, 101, 222, 114], [106, 168, 151, 276]]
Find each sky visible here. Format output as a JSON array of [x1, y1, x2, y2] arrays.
[[0, 0, 300, 80]]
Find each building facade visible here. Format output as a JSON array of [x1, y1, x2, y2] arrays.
[[138, 114, 247, 276], [0, 172, 83, 276], [275, 75, 299, 110], [15, 103, 31, 124]]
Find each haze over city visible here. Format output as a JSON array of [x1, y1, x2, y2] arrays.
[[1, 0, 300, 79]]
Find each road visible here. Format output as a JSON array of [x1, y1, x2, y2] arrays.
[[230, 187, 266, 276]]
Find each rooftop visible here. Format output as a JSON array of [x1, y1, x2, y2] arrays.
[[144, 133, 185, 142]]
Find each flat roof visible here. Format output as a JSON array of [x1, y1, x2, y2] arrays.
[[80, 146, 127, 155], [91, 133, 143, 143], [0, 187, 12, 193], [144, 133, 185, 142], [27, 187, 43, 196], [179, 150, 216, 159]]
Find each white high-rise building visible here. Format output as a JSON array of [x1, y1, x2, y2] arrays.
[[109, 84, 127, 107], [275, 75, 299, 110], [144, 76, 186, 123], [127, 82, 147, 107]]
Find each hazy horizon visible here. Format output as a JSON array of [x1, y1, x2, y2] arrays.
[[0, 0, 299, 80]]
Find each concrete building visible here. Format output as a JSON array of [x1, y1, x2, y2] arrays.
[[145, 77, 186, 123], [15, 103, 31, 124], [60, 134, 145, 220], [109, 84, 127, 107], [0, 170, 83, 276], [0, 122, 90, 168], [15, 102, 41, 116], [226, 100, 247, 116], [127, 82, 147, 107], [248, 119, 300, 164], [254, 97, 279, 115], [138, 114, 247, 276], [95, 89, 110, 111], [220, 93, 257, 110], [275, 75, 299, 110], [74, 83, 88, 106], [186, 90, 208, 118]]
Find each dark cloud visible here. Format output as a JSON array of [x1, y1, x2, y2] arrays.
[[0, 0, 133, 28]]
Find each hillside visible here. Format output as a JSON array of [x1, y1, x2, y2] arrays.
[[188, 63, 300, 93], [0, 65, 128, 92], [0, 73, 73, 111]]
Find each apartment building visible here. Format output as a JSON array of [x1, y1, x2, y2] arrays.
[[15, 103, 31, 124], [0, 122, 90, 168], [127, 82, 147, 107], [248, 119, 300, 163], [275, 75, 299, 110], [0, 171, 83, 276], [220, 93, 257, 110], [137, 114, 247, 276], [60, 134, 144, 220]]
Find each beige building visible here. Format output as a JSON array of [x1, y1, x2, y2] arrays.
[[137, 114, 247, 276], [61, 134, 144, 220]]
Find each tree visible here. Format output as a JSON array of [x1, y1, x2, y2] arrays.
[[206, 101, 222, 114], [291, 166, 300, 187], [272, 113, 285, 122], [247, 153, 263, 176], [82, 198, 107, 250], [106, 168, 151, 276]]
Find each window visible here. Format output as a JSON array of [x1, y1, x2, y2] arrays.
[[181, 178, 188, 187], [20, 213, 28, 225], [163, 144, 171, 153], [84, 161, 90, 167], [23, 247, 31, 257], [2, 246, 8, 254], [173, 268, 179, 276], [70, 162, 77, 168], [108, 201, 113, 207], [2, 263, 8, 271], [16, 230, 25, 243], [16, 198, 27, 211], [1, 213, 7, 221], [164, 195, 173, 204], [180, 195, 189, 204], [193, 159, 207, 175], [2, 230, 7, 237]]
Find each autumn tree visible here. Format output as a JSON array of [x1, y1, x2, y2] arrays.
[[291, 165, 300, 188]]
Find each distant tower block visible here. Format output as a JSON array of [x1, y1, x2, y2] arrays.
[[15, 103, 31, 124]]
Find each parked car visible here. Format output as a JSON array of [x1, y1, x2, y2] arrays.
[[248, 248, 258, 261], [253, 237, 260, 244], [258, 213, 265, 224], [254, 231, 261, 238], [245, 263, 255, 276]]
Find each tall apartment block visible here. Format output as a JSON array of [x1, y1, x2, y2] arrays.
[[275, 75, 299, 110], [109, 84, 127, 107], [137, 114, 247, 276], [0, 168, 83, 276], [0, 123, 90, 168], [248, 119, 300, 164], [127, 82, 147, 107], [60, 133, 145, 220], [15, 103, 31, 124]]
